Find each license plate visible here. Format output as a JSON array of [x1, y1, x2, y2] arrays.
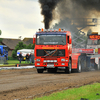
[[47, 64, 54, 68]]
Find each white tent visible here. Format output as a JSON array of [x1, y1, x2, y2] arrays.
[[17, 49, 34, 56]]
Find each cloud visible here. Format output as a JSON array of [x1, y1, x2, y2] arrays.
[[0, 0, 44, 39]]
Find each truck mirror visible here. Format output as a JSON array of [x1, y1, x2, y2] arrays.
[[69, 36, 72, 44], [33, 35, 36, 44], [33, 38, 36, 44]]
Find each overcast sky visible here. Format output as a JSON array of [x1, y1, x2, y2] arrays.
[[0, 0, 44, 39], [1, 0, 100, 40]]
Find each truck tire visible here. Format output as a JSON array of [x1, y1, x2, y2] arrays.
[[76, 58, 82, 73], [94, 60, 100, 70], [79, 54, 90, 71], [65, 60, 71, 74], [99, 59, 100, 70], [97, 59, 100, 70], [37, 69, 43, 73]]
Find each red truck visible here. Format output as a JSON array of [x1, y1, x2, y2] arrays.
[[33, 29, 100, 73]]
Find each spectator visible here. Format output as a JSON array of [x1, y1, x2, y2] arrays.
[[25, 53, 29, 63], [29, 53, 32, 64], [19, 52, 22, 63], [31, 53, 34, 64]]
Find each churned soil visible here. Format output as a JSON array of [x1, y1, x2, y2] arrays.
[[0, 68, 100, 100]]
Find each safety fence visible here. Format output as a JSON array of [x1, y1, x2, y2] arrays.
[[0, 66, 35, 70], [0, 57, 7, 64]]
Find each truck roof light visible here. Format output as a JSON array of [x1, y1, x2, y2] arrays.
[[39, 29, 41, 32], [41, 28, 44, 32], [50, 29, 52, 32], [54, 30, 56, 32], [59, 28, 61, 32], [62, 29, 65, 31]]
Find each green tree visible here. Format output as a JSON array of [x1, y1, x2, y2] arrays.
[[0, 30, 2, 35], [26, 44, 35, 49], [0, 38, 3, 44], [12, 42, 35, 59], [12, 50, 17, 59], [12, 42, 26, 59]]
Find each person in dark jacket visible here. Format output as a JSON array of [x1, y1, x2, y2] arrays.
[[19, 52, 22, 63], [25, 53, 29, 63], [30, 53, 34, 63], [29, 53, 32, 64]]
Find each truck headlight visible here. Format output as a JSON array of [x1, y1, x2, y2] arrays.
[[54, 60, 57, 62], [62, 63, 65, 65], [44, 60, 46, 62], [37, 63, 40, 65], [50, 60, 54, 62], [61, 59, 65, 61], [37, 59, 40, 61], [47, 60, 50, 62]]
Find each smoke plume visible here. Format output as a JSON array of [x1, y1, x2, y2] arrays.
[[39, 0, 60, 29], [39, 0, 100, 29], [57, 0, 100, 24]]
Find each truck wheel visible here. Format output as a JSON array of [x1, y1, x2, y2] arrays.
[[97, 64, 100, 70], [95, 60, 100, 70], [65, 60, 71, 74], [97, 59, 100, 70], [77, 58, 82, 73], [37, 69, 43, 73]]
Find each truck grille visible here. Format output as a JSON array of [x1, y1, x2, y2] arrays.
[[36, 49, 65, 57]]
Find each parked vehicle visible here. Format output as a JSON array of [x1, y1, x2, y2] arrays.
[[0, 45, 8, 60]]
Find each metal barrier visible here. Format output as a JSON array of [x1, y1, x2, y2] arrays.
[[0, 57, 7, 64]]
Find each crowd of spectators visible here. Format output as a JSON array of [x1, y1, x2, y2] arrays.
[[25, 53, 34, 63], [19, 52, 34, 64]]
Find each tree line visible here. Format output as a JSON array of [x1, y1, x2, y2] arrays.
[[11, 28, 92, 59], [12, 42, 35, 59]]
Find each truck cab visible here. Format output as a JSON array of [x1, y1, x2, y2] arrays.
[[34, 28, 73, 73]]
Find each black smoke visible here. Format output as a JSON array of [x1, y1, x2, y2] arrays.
[[74, 0, 100, 11], [52, 0, 100, 48], [57, 0, 100, 21], [39, 0, 100, 29], [39, 0, 60, 29]]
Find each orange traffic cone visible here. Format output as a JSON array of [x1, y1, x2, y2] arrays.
[[17, 64, 19, 67]]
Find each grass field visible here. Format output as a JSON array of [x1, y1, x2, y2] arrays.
[[34, 83, 100, 100], [7, 60, 29, 64], [0, 60, 32, 66]]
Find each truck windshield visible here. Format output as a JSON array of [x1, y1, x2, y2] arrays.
[[87, 39, 97, 45], [36, 34, 66, 45]]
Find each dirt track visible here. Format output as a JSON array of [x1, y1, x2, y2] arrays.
[[0, 68, 100, 100]]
